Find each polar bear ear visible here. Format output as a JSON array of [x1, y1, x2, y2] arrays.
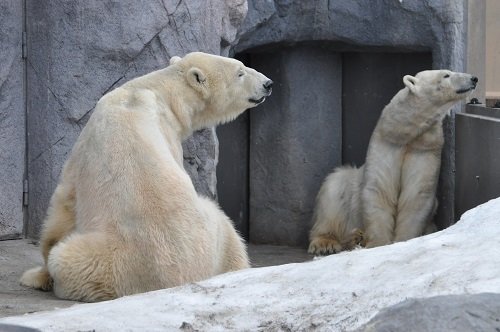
[[169, 56, 181, 65], [187, 67, 209, 99], [403, 75, 419, 94]]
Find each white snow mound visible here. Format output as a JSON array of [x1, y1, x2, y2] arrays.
[[2, 198, 500, 331]]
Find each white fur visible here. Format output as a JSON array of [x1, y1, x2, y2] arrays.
[[309, 70, 476, 254], [20, 52, 272, 302]]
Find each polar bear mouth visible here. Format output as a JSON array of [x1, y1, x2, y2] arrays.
[[456, 87, 474, 94], [249, 96, 267, 104]]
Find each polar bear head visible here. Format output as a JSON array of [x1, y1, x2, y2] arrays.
[[169, 52, 273, 128], [403, 70, 478, 104]]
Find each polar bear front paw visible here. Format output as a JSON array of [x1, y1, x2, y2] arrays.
[[350, 228, 366, 247], [308, 235, 342, 255]]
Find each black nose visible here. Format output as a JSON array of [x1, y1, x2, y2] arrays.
[[471, 76, 478, 83], [263, 80, 273, 91]]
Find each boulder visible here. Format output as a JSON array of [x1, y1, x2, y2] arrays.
[[357, 293, 500, 332]]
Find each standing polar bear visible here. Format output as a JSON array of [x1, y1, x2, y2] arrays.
[[309, 70, 477, 254], [20, 52, 273, 301]]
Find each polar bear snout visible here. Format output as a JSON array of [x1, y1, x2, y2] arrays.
[[471, 76, 478, 88], [249, 79, 273, 105], [456, 75, 478, 94], [263, 79, 273, 93]]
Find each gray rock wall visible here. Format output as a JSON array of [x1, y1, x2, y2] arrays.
[[25, 0, 247, 237], [0, 0, 25, 239], [236, 0, 466, 68]]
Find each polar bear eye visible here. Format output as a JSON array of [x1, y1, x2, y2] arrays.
[[238, 70, 245, 77], [444, 74, 450, 78]]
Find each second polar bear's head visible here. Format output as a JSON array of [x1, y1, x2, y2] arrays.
[[169, 52, 273, 127], [403, 70, 478, 104]]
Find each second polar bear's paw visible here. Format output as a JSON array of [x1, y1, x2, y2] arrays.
[[308, 235, 343, 255], [347, 228, 366, 249]]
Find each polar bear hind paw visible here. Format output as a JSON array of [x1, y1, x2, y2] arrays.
[[20, 266, 53, 291]]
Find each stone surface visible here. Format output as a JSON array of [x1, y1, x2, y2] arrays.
[[232, 0, 469, 233], [248, 48, 342, 247], [0, 239, 77, 319], [25, 0, 248, 237], [0, 0, 25, 239], [356, 293, 500, 332], [0, 324, 39, 332]]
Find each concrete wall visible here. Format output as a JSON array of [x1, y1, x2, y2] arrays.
[[486, 0, 500, 100], [248, 48, 342, 246], [466, 0, 486, 103], [219, 0, 470, 246], [341, 53, 433, 167], [0, 1, 24, 239]]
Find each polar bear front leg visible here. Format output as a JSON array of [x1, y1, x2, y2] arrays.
[[48, 232, 117, 302], [362, 188, 396, 248], [394, 151, 440, 242], [361, 142, 403, 248]]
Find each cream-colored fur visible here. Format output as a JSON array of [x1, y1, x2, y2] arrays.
[[20, 52, 272, 301], [308, 166, 364, 254], [309, 70, 477, 254]]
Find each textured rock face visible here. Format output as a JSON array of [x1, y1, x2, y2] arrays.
[[237, 0, 466, 70], [25, 0, 247, 237], [357, 293, 500, 332], [0, 1, 24, 239]]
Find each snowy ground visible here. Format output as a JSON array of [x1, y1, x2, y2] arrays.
[[2, 198, 500, 331]]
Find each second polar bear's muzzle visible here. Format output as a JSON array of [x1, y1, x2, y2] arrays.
[[456, 75, 478, 94], [264, 80, 273, 93]]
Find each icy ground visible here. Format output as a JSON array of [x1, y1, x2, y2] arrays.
[[2, 198, 500, 331]]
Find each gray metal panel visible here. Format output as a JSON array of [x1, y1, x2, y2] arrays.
[[455, 106, 500, 219], [248, 47, 342, 247], [0, 1, 25, 239]]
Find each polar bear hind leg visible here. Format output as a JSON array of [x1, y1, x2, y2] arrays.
[[308, 166, 363, 255], [47, 232, 117, 302], [197, 197, 250, 271], [20, 182, 76, 291]]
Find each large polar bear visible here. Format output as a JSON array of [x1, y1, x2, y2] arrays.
[[20, 52, 273, 301], [309, 70, 477, 255]]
